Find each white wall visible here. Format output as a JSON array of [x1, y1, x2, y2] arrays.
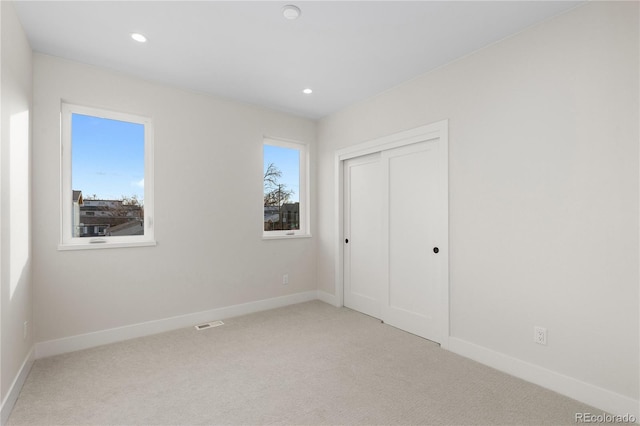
[[318, 1, 638, 413], [32, 54, 317, 343], [0, 0, 33, 410]]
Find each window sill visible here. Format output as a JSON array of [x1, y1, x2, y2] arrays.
[[58, 240, 157, 251], [262, 233, 312, 241]]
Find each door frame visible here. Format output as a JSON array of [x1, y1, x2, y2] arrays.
[[333, 120, 450, 348]]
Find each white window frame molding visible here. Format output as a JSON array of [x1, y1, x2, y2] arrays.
[[262, 137, 310, 239], [59, 102, 156, 250]]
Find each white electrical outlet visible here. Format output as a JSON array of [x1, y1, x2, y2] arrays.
[[534, 326, 547, 345], [283, 274, 289, 285]]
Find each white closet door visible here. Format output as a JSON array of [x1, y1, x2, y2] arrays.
[[343, 153, 383, 319], [381, 139, 444, 343], [343, 133, 447, 344]]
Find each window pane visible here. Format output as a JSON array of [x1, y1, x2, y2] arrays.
[[264, 144, 300, 232], [71, 113, 145, 237]]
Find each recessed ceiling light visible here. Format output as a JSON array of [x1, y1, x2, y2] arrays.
[[282, 5, 301, 20], [131, 33, 147, 43], [303, 88, 313, 94]]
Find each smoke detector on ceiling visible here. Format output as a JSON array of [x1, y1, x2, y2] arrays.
[[282, 5, 301, 20]]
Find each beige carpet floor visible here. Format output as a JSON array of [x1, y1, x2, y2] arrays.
[[8, 301, 600, 425]]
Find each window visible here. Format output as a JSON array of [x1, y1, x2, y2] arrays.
[[60, 103, 155, 249], [263, 138, 309, 238]]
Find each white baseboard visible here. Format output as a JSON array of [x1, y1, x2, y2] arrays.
[[316, 290, 338, 307], [35, 291, 318, 359], [448, 337, 639, 421], [1, 347, 34, 426]]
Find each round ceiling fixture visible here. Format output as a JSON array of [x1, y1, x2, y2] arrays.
[[131, 33, 147, 43], [303, 88, 313, 94], [282, 5, 301, 20]]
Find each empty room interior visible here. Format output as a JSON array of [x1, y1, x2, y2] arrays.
[[1, 1, 639, 424]]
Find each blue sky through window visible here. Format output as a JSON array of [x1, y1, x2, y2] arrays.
[[264, 144, 299, 203], [71, 113, 145, 201]]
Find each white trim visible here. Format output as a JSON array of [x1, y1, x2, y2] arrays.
[[262, 137, 310, 238], [336, 126, 444, 161], [60, 102, 155, 249], [448, 337, 639, 420], [439, 122, 450, 350], [316, 290, 338, 307], [35, 291, 318, 359], [333, 150, 345, 308], [334, 120, 449, 344], [57, 240, 156, 251], [262, 234, 312, 241], [1, 348, 34, 426]]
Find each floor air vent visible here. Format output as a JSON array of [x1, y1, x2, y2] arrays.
[[194, 320, 224, 331]]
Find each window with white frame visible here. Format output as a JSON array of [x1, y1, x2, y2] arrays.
[[263, 138, 309, 237], [60, 103, 155, 249]]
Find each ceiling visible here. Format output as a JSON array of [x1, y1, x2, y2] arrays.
[[14, 1, 583, 119]]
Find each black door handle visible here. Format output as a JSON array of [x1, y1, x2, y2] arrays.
[[345, 238, 349, 244], [433, 247, 439, 254]]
